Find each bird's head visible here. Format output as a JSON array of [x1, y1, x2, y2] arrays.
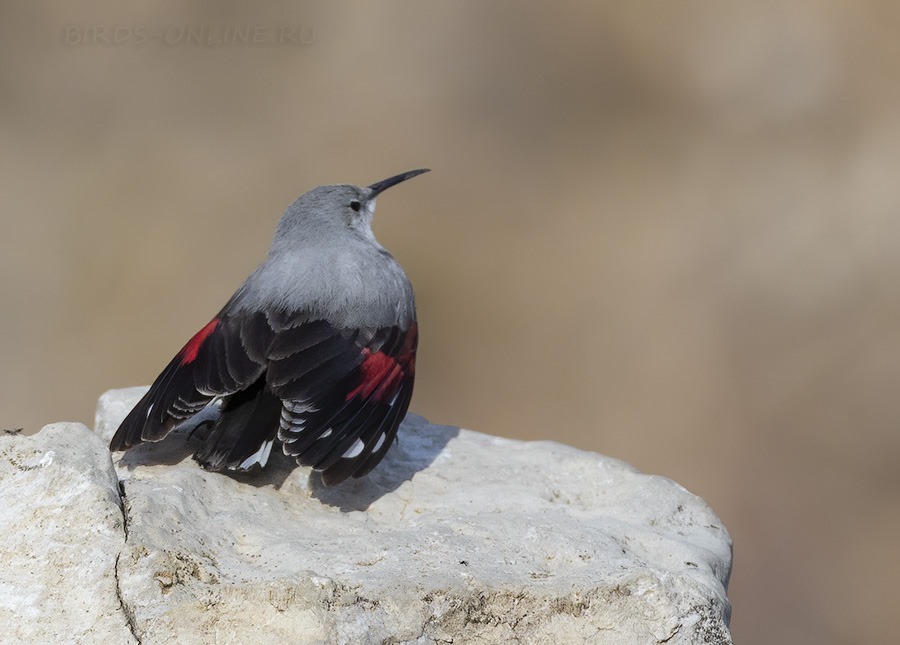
[[272, 169, 429, 252]]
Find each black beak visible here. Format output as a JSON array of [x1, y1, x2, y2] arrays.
[[367, 168, 430, 199]]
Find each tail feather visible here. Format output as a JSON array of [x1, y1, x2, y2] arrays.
[[193, 378, 282, 470]]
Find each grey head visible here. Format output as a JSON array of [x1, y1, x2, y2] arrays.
[[270, 169, 430, 255], [236, 169, 428, 327]]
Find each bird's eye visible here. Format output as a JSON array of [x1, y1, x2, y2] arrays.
[[349, 200, 361, 212]]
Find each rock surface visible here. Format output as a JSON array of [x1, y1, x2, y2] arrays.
[[0, 424, 137, 644], [1, 389, 733, 644]]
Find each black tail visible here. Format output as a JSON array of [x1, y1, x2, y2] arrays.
[[193, 378, 282, 470]]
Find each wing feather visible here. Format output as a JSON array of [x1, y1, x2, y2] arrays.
[[111, 308, 417, 486], [109, 314, 269, 450]]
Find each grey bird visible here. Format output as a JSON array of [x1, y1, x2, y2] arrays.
[[109, 169, 428, 485]]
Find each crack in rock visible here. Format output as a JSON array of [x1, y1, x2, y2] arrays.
[[115, 551, 140, 645], [113, 478, 141, 644]]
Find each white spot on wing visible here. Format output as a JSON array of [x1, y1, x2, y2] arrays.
[[372, 432, 386, 453], [342, 438, 365, 459]]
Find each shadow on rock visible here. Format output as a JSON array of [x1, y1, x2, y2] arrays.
[[112, 422, 296, 489], [309, 414, 460, 512], [112, 413, 459, 506], [114, 429, 199, 469]]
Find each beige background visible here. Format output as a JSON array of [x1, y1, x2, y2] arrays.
[[3, 2, 899, 642]]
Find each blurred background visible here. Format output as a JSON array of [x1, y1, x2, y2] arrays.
[[2, 1, 899, 642]]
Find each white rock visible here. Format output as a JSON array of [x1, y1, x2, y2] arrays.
[[0, 423, 137, 644], [94, 388, 733, 644], [3, 389, 732, 643]]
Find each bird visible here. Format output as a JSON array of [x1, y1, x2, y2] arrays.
[[109, 169, 428, 486]]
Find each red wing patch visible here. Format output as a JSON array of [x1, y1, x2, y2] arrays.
[[345, 322, 417, 402], [180, 319, 219, 365], [345, 350, 402, 401]]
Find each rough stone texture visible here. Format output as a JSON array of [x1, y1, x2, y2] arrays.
[[0, 423, 137, 644], [2, 389, 733, 643], [99, 388, 732, 644]]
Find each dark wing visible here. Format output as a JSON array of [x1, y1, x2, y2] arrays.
[[272, 320, 418, 485], [111, 309, 418, 485], [190, 376, 284, 471], [109, 312, 271, 451]]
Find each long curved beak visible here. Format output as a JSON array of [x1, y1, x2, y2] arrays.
[[367, 168, 430, 198]]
